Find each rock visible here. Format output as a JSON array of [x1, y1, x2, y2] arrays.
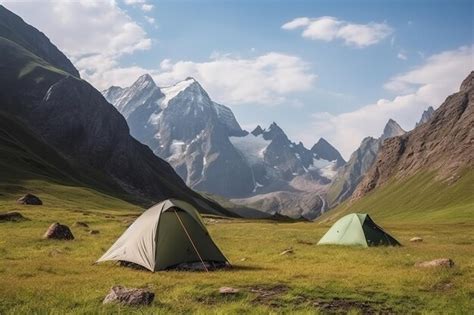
[[415, 258, 454, 268], [240, 257, 247, 262], [103, 286, 154, 306], [0, 211, 27, 222], [73, 221, 89, 228], [17, 194, 42, 205], [43, 223, 74, 240], [89, 230, 100, 235], [279, 248, 294, 256], [219, 287, 240, 295], [410, 237, 423, 242]]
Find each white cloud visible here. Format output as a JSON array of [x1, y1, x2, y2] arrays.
[[124, 0, 145, 4], [145, 16, 155, 24], [282, 16, 393, 48], [2, 0, 152, 72], [2, 0, 153, 86], [299, 45, 473, 158], [141, 4, 154, 12], [87, 52, 317, 104], [153, 53, 316, 105]]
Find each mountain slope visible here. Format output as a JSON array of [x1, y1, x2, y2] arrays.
[[311, 138, 346, 167], [354, 71, 474, 199], [326, 119, 406, 208], [0, 7, 234, 217], [320, 170, 474, 224], [0, 5, 79, 77], [416, 106, 435, 127]]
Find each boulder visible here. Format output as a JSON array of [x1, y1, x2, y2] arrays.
[[410, 237, 423, 242], [103, 286, 154, 306], [219, 287, 240, 295], [73, 221, 89, 228], [17, 194, 42, 205], [0, 211, 27, 222], [415, 258, 454, 268], [43, 223, 74, 240]]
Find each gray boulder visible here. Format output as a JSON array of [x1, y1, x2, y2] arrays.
[[0, 211, 27, 222], [43, 223, 74, 240], [17, 194, 42, 205], [103, 286, 154, 306]]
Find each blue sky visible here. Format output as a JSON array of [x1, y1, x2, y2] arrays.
[[3, 0, 473, 157]]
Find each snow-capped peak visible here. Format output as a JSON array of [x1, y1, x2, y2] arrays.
[[132, 73, 156, 89], [160, 77, 207, 109]]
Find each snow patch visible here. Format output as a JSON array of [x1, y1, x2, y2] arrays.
[[148, 111, 162, 125], [229, 134, 270, 165], [169, 140, 187, 159], [160, 79, 195, 109]]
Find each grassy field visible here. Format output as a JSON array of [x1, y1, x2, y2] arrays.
[[1, 179, 473, 314], [321, 170, 474, 225]]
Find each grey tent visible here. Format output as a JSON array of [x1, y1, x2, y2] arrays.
[[97, 199, 229, 271]]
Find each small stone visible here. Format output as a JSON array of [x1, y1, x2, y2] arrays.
[[73, 221, 89, 228], [219, 287, 239, 294], [410, 237, 423, 242], [103, 286, 154, 306], [0, 211, 27, 222], [415, 258, 454, 268], [17, 194, 42, 205], [89, 230, 100, 235], [43, 223, 74, 240], [279, 248, 294, 255], [240, 257, 247, 261]]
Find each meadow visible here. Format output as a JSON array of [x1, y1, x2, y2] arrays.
[[0, 179, 473, 314]]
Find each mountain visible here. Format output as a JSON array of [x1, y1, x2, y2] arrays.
[[325, 119, 406, 208], [381, 119, 406, 140], [0, 5, 234, 217], [105, 76, 345, 218], [416, 106, 435, 127], [322, 72, 473, 224], [103, 76, 254, 197], [354, 72, 474, 199], [0, 6, 79, 77], [311, 138, 346, 167]]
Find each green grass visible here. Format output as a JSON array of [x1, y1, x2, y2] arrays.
[[322, 170, 474, 225], [1, 179, 473, 314]]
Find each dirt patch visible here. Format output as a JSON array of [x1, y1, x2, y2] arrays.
[[249, 284, 289, 307], [311, 298, 393, 314], [248, 286, 393, 313]]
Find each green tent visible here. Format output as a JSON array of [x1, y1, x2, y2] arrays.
[[97, 199, 229, 271], [317, 213, 400, 247]]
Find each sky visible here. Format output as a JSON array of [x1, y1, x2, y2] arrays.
[[2, 0, 473, 158]]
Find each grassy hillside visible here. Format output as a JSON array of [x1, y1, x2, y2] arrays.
[[0, 110, 147, 206], [0, 187, 473, 313], [321, 170, 474, 224]]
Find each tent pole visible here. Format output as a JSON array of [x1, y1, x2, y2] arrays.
[[173, 209, 209, 272]]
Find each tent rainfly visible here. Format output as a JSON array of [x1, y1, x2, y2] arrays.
[[97, 199, 229, 271], [317, 213, 400, 247]]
